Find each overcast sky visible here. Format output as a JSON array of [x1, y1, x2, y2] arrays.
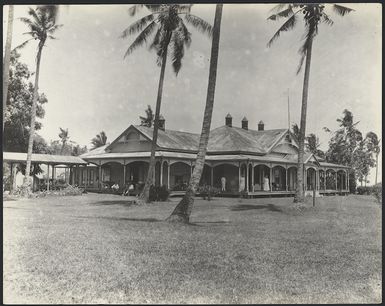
[[3, 3, 382, 183]]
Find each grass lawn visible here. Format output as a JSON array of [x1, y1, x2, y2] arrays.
[[3, 193, 382, 304]]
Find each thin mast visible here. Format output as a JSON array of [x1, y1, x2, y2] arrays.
[[287, 88, 290, 131]]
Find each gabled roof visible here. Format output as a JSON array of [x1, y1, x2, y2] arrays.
[[98, 124, 290, 156]]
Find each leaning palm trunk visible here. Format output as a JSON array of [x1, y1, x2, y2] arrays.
[[139, 33, 171, 203], [24, 42, 44, 187], [294, 38, 313, 203], [3, 5, 14, 132], [167, 4, 223, 223]]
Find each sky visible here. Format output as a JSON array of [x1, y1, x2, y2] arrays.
[[3, 3, 382, 183]]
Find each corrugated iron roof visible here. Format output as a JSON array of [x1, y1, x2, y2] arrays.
[[135, 125, 287, 154], [3, 152, 87, 165], [319, 162, 350, 169], [208, 126, 286, 153], [135, 125, 200, 151], [80, 144, 109, 158]]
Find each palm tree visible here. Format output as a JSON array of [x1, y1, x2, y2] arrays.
[[364, 132, 381, 185], [19, 6, 62, 188], [91, 131, 107, 149], [58, 127, 69, 154], [122, 4, 212, 203], [167, 4, 223, 223], [139, 105, 154, 127], [3, 5, 14, 132], [267, 4, 354, 203]]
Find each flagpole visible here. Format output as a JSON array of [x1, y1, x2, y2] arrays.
[[287, 88, 290, 131]]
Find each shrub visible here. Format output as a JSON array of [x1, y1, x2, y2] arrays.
[[11, 184, 34, 198], [371, 183, 382, 204], [35, 185, 83, 197], [149, 185, 170, 202], [197, 185, 220, 200], [357, 186, 371, 195]]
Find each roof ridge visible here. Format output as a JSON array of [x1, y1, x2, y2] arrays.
[[135, 125, 200, 136]]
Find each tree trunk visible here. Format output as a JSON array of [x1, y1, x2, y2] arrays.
[[375, 153, 378, 185], [24, 43, 44, 188], [3, 5, 14, 132], [167, 4, 223, 223], [294, 37, 313, 203], [138, 32, 171, 203]]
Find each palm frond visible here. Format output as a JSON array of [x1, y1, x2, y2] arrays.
[[267, 6, 294, 21], [176, 4, 193, 14], [269, 4, 291, 13], [322, 13, 334, 26], [124, 21, 157, 58], [38, 5, 59, 21], [121, 14, 155, 39], [12, 38, 34, 51], [170, 31, 185, 75], [184, 14, 213, 37], [47, 24, 63, 34], [48, 35, 57, 39], [180, 20, 192, 48], [19, 17, 33, 25], [332, 4, 354, 17], [267, 13, 297, 47], [27, 7, 41, 23], [149, 27, 162, 51]]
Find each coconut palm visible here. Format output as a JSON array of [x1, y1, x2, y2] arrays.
[[18, 6, 62, 188], [3, 5, 14, 132], [58, 127, 69, 154], [122, 4, 212, 203], [139, 105, 154, 127], [91, 131, 107, 149], [267, 3, 354, 203], [167, 4, 223, 223]]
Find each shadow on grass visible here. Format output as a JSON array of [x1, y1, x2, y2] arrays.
[[90, 200, 136, 207], [3, 198, 17, 201], [76, 216, 160, 222], [195, 221, 231, 224], [230, 204, 282, 212]]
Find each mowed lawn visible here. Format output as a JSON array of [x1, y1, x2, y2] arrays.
[[3, 193, 382, 304]]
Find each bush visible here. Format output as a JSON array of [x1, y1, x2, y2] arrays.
[[149, 185, 170, 202], [197, 185, 220, 200], [357, 186, 371, 195], [371, 183, 382, 204], [34, 185, 83, 197]]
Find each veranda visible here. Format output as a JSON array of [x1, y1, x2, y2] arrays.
[[73, 156, 350, 197]]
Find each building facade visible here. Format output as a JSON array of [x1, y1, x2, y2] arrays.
[[74, 115, 350, 196]]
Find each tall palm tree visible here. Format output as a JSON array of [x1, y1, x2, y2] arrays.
[[58, 127, 69, 154], [374, 139, 381, 185], [122, 4, 212, 203], [364, 132, 381, 185], [267, 3, 354, 203], [3, 5, 14, 132], [19, 6, 62, 188], [91, 131, 107, 149], [167, 4, 223, 223]]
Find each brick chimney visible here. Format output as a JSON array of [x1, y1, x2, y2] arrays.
[[225, 113, 232, 127], [258, 120, 264, 131], [242, 117, 248, 130], [158, 115, 165, 131]]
